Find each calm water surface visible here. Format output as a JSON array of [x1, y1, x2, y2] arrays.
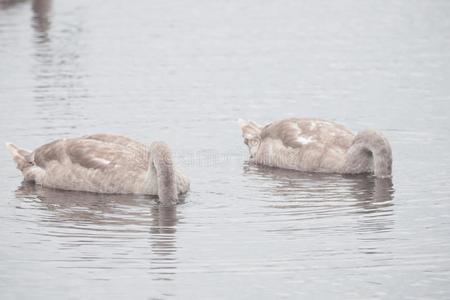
[[1, 0, 450, 299]]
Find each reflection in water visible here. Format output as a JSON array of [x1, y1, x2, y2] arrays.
[[345, 174, 394, 213], [149, 205, 178, 281], [30, 0, 88, 136], [16, 182, 157, 224], [32, 0, 51, 37], [0, 0, 28, 10], [15, 183, 180, 281], [243, 163, 395, 233]]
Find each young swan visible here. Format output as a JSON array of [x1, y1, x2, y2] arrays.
[[5, 134, 189, 206], [239, 118, 392, 178]]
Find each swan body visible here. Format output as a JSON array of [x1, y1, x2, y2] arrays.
[[6, 134, 189, 205], [239, 118, 392, 178]]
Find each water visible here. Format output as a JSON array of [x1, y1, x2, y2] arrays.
[[1, 0, 450, 299]]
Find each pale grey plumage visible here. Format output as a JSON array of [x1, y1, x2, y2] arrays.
[[239, 118, 392, 178], [5, 134, 189, 205]]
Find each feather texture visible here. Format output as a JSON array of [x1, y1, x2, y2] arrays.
[[6, 134, 189, 204], [240, 118, 392, 178]]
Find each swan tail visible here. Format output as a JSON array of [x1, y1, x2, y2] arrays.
[[5, 143, 33, 172], [344, 130, 392, 178], [150, 142, 178, 206]]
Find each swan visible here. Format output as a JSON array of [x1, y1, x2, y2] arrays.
[[239, 118, 392, 178], [5, 134, 189, 205]]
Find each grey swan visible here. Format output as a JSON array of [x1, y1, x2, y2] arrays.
[[239, 118, 392, 178], [6, 134, 189, 206]]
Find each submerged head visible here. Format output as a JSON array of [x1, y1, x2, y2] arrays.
[[238, 119, 262, 160]]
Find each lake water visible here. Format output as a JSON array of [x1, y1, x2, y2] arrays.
[[1, 0, 450, 299]]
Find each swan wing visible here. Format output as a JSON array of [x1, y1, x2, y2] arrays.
[[33, 138, 148, 172], [31, 137, 150, 193], [261, 118, 315, 148], [261, 118, 353, 149], [83, 133, 146, 150]]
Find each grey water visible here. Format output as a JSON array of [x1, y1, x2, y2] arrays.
[[1, 0, 450, 299]]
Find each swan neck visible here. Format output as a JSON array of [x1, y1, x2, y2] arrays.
[[150, 142, 178, 206]]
